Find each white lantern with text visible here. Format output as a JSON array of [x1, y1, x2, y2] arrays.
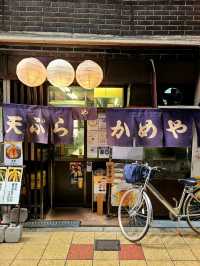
[[76, 60, 103, 90], [16, 57, 47, 87], [47, 59, 75, 87]]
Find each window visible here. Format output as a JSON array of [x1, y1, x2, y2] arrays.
[[48, 85, 124, 108]]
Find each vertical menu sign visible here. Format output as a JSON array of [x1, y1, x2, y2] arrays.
[[0, 107, 3, 143], [0, 167, 7, 204], [4, 167, 23, 204]]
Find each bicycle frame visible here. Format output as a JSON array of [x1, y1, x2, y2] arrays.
[[141, 166, 195, 219], [146, 183, 186, 218]]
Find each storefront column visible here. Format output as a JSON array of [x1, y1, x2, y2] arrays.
[[1, 80, 10, 217], [3, 80, 10, 104], [191, 73, 200, 177]]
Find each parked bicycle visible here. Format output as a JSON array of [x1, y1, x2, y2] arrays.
[[118, 163, 200, 242]]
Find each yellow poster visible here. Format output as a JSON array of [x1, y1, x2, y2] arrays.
[[31, 170, 46, 190]]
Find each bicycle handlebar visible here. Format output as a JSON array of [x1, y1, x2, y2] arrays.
[[139, 164, 166, 173]]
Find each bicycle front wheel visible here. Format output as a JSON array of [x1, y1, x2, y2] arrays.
[[186, 188, 200, 234], [118, 188, 152, 242]]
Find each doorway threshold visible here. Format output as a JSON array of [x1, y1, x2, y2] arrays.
[[24, 220, 81, 228], [45, 207, 119, 226]]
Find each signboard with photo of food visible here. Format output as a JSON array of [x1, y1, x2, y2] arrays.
[[0, 107, 3, 143], [4, 167, 23, 204], [0, 167, 7, 204], [4, 142, 23, 166]]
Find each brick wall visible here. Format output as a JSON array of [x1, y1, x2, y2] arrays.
[[0, 0, 200, 35]]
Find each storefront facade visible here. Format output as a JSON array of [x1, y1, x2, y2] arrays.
[[0, 1, 200, 224]]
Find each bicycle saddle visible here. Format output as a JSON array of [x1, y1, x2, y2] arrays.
[[178, 178, 197, 186]]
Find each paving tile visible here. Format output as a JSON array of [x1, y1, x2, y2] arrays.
[[146, 261, 174, 266], [119, 244, 145, 260], [0, 245, 23, 260], [42, 245, 70, 260], [161, 234, 186, 246], [38, 260, 66, 266], [95, 232, 117, 240], [120, 261, 147, 266], [24, 243, 47, 249], [46, 241, 70, 250], [11, 259, 39, 266], [173, 261, 200, 266], [66, 260, 93, 266], [93, 251, 118, 260], [51, 231, 74, 238], [140, 234, 163, 246], [183, 234, 200, 245], [0, 261, 12, 266], [166, 246, 196, 261], [72, 232, 94, 244], [67, 244, 93, 260], [21, 233, 51, 244], [51, 232, 74, 243], [1, 243, 24, 249], [116, 232, 132, 244], [142, 244, 171, 261], [93, 260, 119, 266], [16, 244, 45, 260], [189, 245, 200, 260], [31, 236, 51, 244]]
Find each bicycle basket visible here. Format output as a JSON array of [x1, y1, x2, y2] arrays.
[[124, 163, 148, 184]]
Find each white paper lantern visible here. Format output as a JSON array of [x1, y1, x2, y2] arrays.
[[16, 57, 47, 87], [47, 59, 75, 87], [76, 60, 103, 89]]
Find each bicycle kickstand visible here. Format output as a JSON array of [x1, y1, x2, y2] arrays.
[[176, 217, 183, 236]]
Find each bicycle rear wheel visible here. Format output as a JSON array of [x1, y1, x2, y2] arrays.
[[118, 188, 152, 242], [186, 188, 200, 234]]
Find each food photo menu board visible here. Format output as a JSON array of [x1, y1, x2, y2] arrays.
[[4, 142, 23, 166], [4, 167, 23, 204], [0, 107, 3, 143], [0, 167, 7, 203], [0, 167, 23, 205]]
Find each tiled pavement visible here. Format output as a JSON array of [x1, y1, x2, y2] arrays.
[[0, 229, 200, 265]]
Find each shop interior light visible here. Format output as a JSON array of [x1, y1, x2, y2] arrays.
[[47, 59, 75, 87], [76, 60, 103, 90], [67, 92, 78, 99], [16, 57, 47, 87], [94, 87, 123, 98], [114, 98, 119, 106], [59, 86, 70, 93]]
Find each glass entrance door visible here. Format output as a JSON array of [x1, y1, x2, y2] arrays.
[[54, 161, 85, 207]]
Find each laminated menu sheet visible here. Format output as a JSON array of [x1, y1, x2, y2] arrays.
[[0, 167, 7, 204], [4, 142, 23, 166], [0, 107, 3, 143], [0, 167, 23, 205]]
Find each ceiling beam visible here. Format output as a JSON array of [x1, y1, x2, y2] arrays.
[[0, 32, 200, 48]]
